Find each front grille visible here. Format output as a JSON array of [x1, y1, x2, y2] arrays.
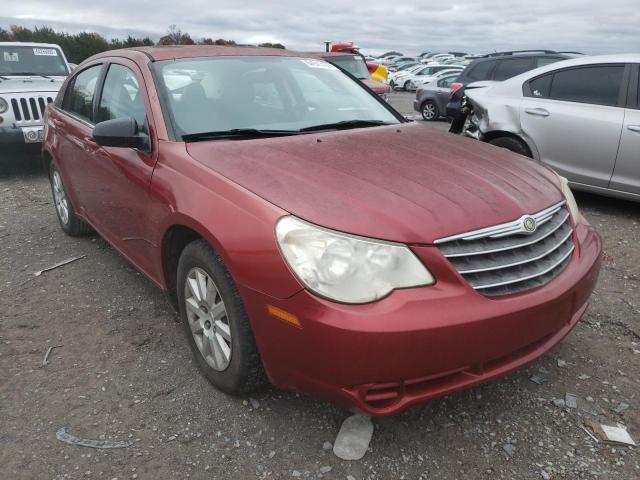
[[10, 96, 53, 123], [435, 201, 574, 296]]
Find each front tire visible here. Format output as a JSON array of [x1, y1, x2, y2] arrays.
[[177, 239, 266, 395], [488, 136, 532, 157], [403, 80, 411, 91], [421, 100, 439, 121], [49, 162, 93, 236]]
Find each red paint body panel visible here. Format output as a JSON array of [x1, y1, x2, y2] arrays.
[[44, 46, 602, 416], [242, 222, 601, 415], [186, 123, 563, 243]]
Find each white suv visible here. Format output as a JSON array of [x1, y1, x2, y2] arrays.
[[0, 42, 70, 150]]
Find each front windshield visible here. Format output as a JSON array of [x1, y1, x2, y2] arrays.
[[325, 55, 370, 80], [0, 45, 68, 76], [153, 56, 399, 137]]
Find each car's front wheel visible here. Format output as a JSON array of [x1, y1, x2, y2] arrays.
[[488, 136, 532, 157], [177, 239, 266, 394], [421, 100, 439, 121], [49, 162, 93, 236]]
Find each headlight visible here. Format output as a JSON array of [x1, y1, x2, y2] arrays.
[[275, 216, 434, 303], [558, 175, 582, 224], [0, 97, 8, 114]]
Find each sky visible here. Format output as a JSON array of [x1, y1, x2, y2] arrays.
[[3, 0, 640, 56]]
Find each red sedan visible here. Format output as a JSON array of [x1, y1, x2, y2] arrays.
[[43, 46, 602, 416]]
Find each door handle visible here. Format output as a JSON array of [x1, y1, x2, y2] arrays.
[[524, 108, 550, 117], [627, 125, 640, 133]]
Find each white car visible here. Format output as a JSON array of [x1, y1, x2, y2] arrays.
[[0, 42, 71, 150], [395, 64, 463, 91], [464, 54, 640, 202], [407, 67, 464, 91], [388, 64, 424, 88]]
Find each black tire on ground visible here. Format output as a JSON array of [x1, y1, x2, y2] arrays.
[[49, 162, 93, 236], [403, 80, 411, 91], [488, 136, 532, 157], [177, 239, 266, 395], [421, 100, 439, 121]]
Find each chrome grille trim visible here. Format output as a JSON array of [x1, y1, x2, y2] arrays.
[[439, 210, 570, 258], [435, 202, 574, 296], [434, 201, 566, 243]]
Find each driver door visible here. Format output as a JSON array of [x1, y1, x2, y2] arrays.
[[81, 59, 162, 278]]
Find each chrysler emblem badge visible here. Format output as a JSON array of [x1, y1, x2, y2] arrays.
[[522, 216, 537, 233]]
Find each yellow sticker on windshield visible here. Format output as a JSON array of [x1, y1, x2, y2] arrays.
[[3, 52, 19, 62]]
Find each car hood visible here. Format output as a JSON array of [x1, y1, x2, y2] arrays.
[[186, 123, 563, 243], [0, 76, 65, 94]]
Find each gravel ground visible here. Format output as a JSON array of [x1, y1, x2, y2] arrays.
[[1, 93, 639, 479]]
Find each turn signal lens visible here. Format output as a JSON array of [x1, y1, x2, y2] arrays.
[[267, 304, 302, 329]]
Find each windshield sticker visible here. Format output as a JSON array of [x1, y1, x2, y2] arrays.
[[33, 48, 58, 56], [3, 52, 19, 62], [301, 59, 339, 70]]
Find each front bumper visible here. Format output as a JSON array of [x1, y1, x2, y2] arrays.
[[0, 125, 45, 145], [240, 223, 602, 416]]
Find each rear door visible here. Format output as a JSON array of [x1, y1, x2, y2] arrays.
[[520, 64, 627, 187], [610, 64, 640, 194], [52, 63, 105, 211]]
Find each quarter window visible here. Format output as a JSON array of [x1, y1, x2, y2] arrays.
[[550, 66, 624, 106], [529, 74, 553, 98], [96, 64, 147, 126], [65, 65, 102, 122]]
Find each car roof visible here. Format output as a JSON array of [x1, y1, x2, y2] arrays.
[[473, 54, 640, 96], [89, 45, 311, 63]]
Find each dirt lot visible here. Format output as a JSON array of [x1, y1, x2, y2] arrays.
[[1, 94, 639, 479]]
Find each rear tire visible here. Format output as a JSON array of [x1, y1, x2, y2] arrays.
[[177, 239, 266, 395], [49, 162, 93, 236], [488, 136, 532, 157], [421, 100, 439, 121]]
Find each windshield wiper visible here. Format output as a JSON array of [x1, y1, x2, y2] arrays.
[[299, 119, 393, 132], [182, 128, 300, 142]]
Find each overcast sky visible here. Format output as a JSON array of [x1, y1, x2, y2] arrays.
[[3, 0, 640, 55]]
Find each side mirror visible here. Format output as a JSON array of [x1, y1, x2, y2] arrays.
[[93, 117, 149, 150]]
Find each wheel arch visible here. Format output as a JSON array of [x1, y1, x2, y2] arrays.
[[482, 130, 536, 158], [160, 218, 227, 296]]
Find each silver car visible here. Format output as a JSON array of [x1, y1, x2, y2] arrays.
[[465, 55, 640, 202]]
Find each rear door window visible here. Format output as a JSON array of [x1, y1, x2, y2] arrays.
[[64, 65, 102, 122], [465, 61, 496, 81], [549, 65, 625, 106], [493, 58, 534, 81]]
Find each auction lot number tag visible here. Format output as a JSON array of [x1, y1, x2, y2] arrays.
[[3, 52, 19, 62], [33, 48, 58, 56]]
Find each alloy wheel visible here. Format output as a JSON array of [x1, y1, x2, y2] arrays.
[[422, 102, 437, 120], [52, 170, 70, 225], [184, 267, 232, 371]]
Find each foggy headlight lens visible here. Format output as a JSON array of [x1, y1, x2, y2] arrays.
[[276, 216, 434, 303], [559, 175, 582, 224], [0, 98, 8, 114]]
